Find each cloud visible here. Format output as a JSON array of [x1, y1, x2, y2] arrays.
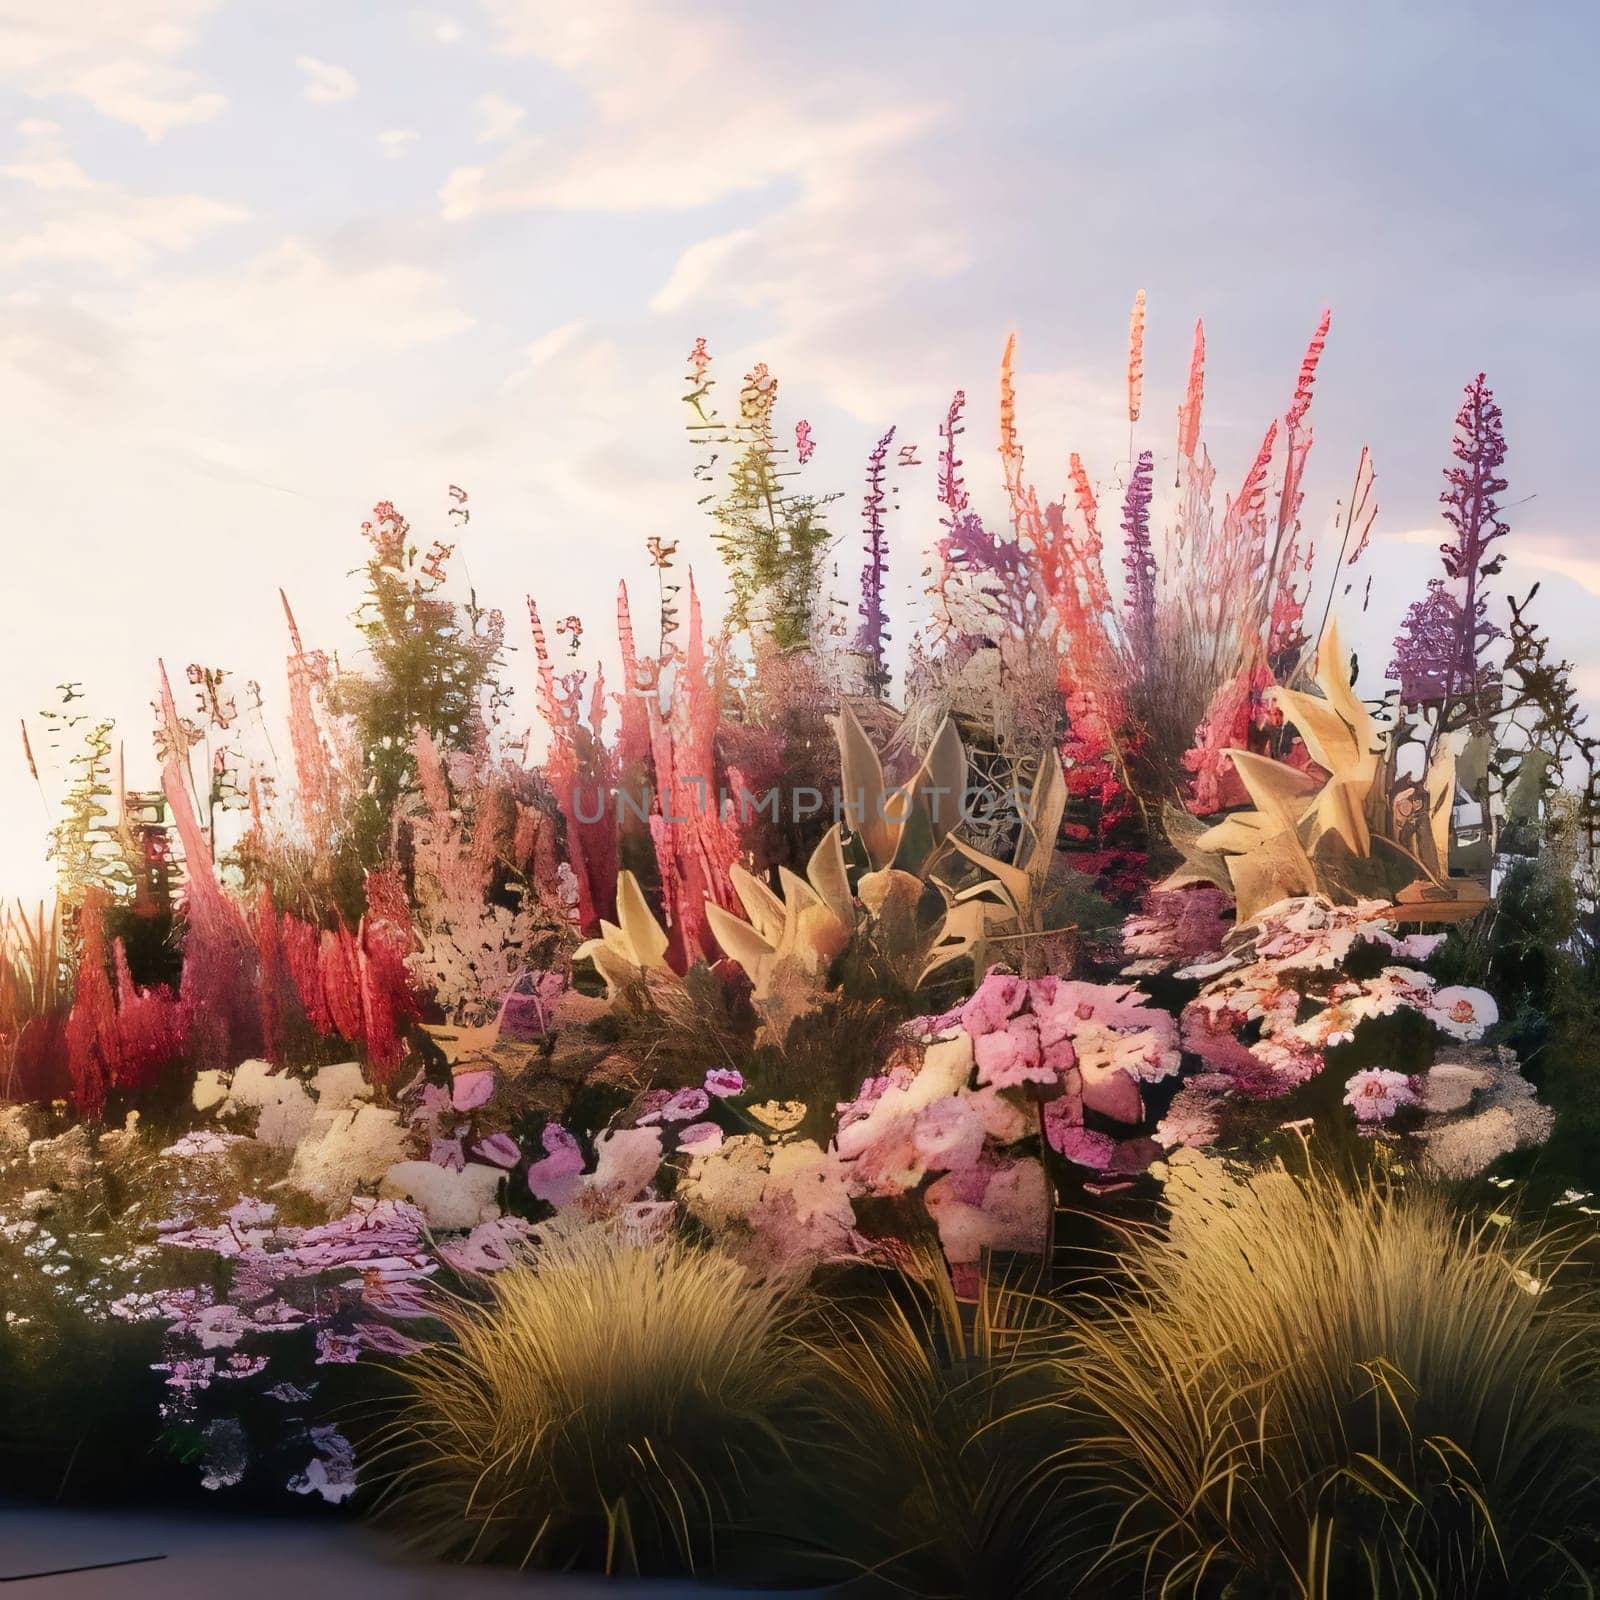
[[1, 119, 247, 273], [442, 0, 936, 216], [1506, 538, 1600, 600], [410, 9, 463, 45], [296, 55, 358, 105], [442, 0, 975, 427], [378, 128, 418, 159], [120, 238, 472, 377], [474, 91, 525, 144], [516, 318, 588, 369], [0, 0, 225, 138]]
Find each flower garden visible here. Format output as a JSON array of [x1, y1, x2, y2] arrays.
[[3, 309, 1599, 1595]]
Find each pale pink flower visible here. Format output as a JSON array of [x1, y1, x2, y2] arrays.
[[911, 1095, 986, 1173], [1343, 1068, 1421, 1123], [958, 971, 1030, 1038], [972, 1015, 1051, 1088], [704, 1067, 745, 1098], [677, 1120, 724, 1151]]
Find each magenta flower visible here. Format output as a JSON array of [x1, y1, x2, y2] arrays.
[[314, 1329, 363, 1365], [436, 1216, 535, 1274], [472, 1131, 522, 1168], [677, 1120, 724, 1151], [451, 1071, 494, 1111], [356, 1321, 425, 1356], [704, 1067, 745, 1098], [669, 1087, 711, 1120], [526, 1122, 585, 1205], [430, 1136, 466, 1171]]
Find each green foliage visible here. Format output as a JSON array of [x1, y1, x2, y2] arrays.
[[1433, 838, 1600, 1195], [688, 355, 836, 652], [46, 714, 134, 913], [327, 504, 507, 865]]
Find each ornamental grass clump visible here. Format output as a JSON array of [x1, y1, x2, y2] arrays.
[[1059, 1151, 1600, 1598], [796, 1260, 1086, 1597], [374, 1224, 816, 1575]]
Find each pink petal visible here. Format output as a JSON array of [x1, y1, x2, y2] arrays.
[[451, 1071, 494, 1111], [526, 1123, 585, 1205], [677, 1120, 724, 1151], [1051, 1125, 1118, 1170], [473, 1132, 522, 1168], [1080, 1067, 1143, 1124]]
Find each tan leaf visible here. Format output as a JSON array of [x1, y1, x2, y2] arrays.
[[947, 834, 1034, 914], [616, 870, 670, 970], [835, 703, 896, 869], [1227, 831, 1319, 924], [1014, 750, 1067, 882], [705, 900, 776, 989], [1422, 742, 1456, 877], [905, 715, 968, 849], [729, 864, 786, 945], [806, 824, 856, 930]]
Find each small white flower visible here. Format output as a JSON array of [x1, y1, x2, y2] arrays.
[[1428, 985, 1498, 1041]]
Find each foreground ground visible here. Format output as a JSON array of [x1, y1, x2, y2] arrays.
[[0, 1505, 809, 1596]]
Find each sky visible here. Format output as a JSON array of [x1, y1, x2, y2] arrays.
[[2, 0, 1597, 901]]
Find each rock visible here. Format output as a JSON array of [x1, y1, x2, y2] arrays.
[[192, 1070, 229, 1114], [1419, 1048, 1554, 1179], [225, 1060, 317, 1151], [1420, 1107, 1521, 1180], [379, 1160, 504, 1230], [1421, 1062, 1493, 1114], [18, 1188, 57, 1218], [287, 1104, 409, 1210], [27, 1124, 93, 1187], [310, 1062, 370, 1111], [0, 1104, 46, 1159], [97, 1111, 143, 1165]]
